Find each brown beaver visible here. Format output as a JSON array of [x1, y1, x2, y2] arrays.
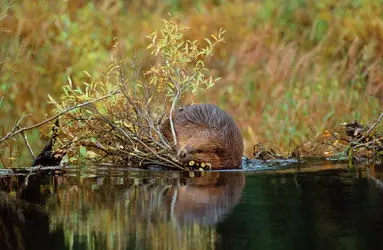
[[162, 104, 244, 169]]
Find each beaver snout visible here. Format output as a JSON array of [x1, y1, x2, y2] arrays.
[[177, 147, 202, 167], [177, 146, 216, 169], [178, 150, 187, 159], [177, 147, 191, 162]]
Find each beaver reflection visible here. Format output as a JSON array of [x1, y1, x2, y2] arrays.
[[160, 171, 245, 225]]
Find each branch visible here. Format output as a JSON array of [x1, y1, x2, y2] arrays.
[[0, 90, 120, 143], [361, 111, 383, 140], [168, 73, 184, 148], [17, 126, 35, 159], [169, 93, 180, 147], [348, 111, 383, 150], [166, 69, 203, 148], [91, 109, 186, 170], [352, 137, 383, 150]]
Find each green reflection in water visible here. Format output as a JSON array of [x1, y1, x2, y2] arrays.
[[1, 170, 245, 250], [1, 163, 383, 250], [217, 167, 383, 250]]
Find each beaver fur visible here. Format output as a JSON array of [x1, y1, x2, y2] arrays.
[[162, 104, 244, 169]]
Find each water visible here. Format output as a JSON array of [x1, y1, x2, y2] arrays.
[[1, 161, 383, 250]]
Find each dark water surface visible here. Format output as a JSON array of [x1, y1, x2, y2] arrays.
[[1, 162, 383, 250]]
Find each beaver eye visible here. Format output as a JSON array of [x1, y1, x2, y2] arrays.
[[196, 149, 203, 153], [213, 148, 224, 154]]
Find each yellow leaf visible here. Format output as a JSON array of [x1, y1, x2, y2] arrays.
[[86, 151, 99, 159]]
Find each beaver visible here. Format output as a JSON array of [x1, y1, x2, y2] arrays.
[[162, 104, 244, 170]]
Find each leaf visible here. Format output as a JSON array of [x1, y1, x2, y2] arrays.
[[67, 76, 73, 89], [83, 71, 92, 77], [204, 38, 212, 47], [63, 86, 69, 95], [69, 157, 78, 163], [86, 151, 99, 159], [79, 146, 87, 157], [47, 94, 56, 104]]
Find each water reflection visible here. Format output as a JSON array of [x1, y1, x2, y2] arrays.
[[0, 175, 65, 250], [3, 164, 383, 250], [217, 165, 383, 250], [0, 170, 245, 250]]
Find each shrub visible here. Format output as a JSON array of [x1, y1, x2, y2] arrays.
[[48, 18, 224, 169]]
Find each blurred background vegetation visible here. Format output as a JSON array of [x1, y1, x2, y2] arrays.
[[1, 0, 383, 167]]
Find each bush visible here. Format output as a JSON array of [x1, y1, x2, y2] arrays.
[[47, 18, 224, 169]]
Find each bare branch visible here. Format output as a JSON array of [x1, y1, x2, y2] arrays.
[[359, 111, 383, 141], [169, 93, 180, 147], [17, 126, 35, 159], [0, 90, 120, 143], [95, 110, 186, 170]]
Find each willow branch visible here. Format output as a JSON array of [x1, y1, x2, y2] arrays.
[[360, 111, 383, 140], [17, 126, 35, 159], [0, 90, 120, 143], [168, 74, 183, 148], [99, 114, 184, 170], [169, 93, 179, 147], [83, 104, 185, 170]]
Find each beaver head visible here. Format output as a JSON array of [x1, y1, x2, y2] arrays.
[[162, 104, 244, 169]]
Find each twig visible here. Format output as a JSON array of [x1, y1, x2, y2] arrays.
[[167, 72, 182, 148], [169, 93, 179, 147], [352, 137, 383, 150], [166, 68, 204, 148], [110, 119, 185, 170], [0, 90, 120, 143], [346, 111, 383, 152], [361, 111, 383, 140], [17, 126, 35, 160], [85, 105, 186, 170], [343, 111, 383, 156], [0, 0, 13, 21], [352, 111, 383, 146]]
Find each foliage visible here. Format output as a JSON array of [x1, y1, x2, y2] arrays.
[[47, 18, 224, 168]]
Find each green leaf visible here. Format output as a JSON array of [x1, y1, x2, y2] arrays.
[[69, 157, 78, 163], [79, 146, 87, 157]]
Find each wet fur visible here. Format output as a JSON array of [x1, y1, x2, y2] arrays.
[[162, 104, 244, 169]]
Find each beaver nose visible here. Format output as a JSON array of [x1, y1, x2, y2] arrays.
[[178, 149, 188, 159]]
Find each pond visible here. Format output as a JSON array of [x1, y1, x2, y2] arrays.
[[1, 160, 383, 250]]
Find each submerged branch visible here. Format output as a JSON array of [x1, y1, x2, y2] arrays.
[[0, 166, 63, 176]]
